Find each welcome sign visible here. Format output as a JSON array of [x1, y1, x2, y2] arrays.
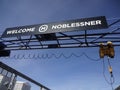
[[1, 16, 108, 38]]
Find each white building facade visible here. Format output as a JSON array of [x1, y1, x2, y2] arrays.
[[14, 81, 31, 90]]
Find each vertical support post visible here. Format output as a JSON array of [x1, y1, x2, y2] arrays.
[[0, 68, 4, 74], [85, 30, 88, 46], [40, 86, 42, 90], [7, 73, 17, 90]]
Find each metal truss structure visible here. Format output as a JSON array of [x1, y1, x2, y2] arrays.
[[0, 61, 50, 90], [0, 18, 120, 50], [0, 17, 120, 90]]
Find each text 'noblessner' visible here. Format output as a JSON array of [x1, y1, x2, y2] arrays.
[[51, 20, 102, 29]]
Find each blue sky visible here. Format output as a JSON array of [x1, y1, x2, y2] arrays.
[[0, 0, 120, 90]]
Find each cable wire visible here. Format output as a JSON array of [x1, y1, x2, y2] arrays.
[[107, 17, 120, 20], [102, 58, 115, 90], [0, 52, 101, 62]]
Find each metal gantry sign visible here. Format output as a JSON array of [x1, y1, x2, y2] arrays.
[[1, 16, 108, 38], [0, 16, 120, 50]]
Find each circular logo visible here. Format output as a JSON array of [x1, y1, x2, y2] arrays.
[[39, 25, 48, 32]]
